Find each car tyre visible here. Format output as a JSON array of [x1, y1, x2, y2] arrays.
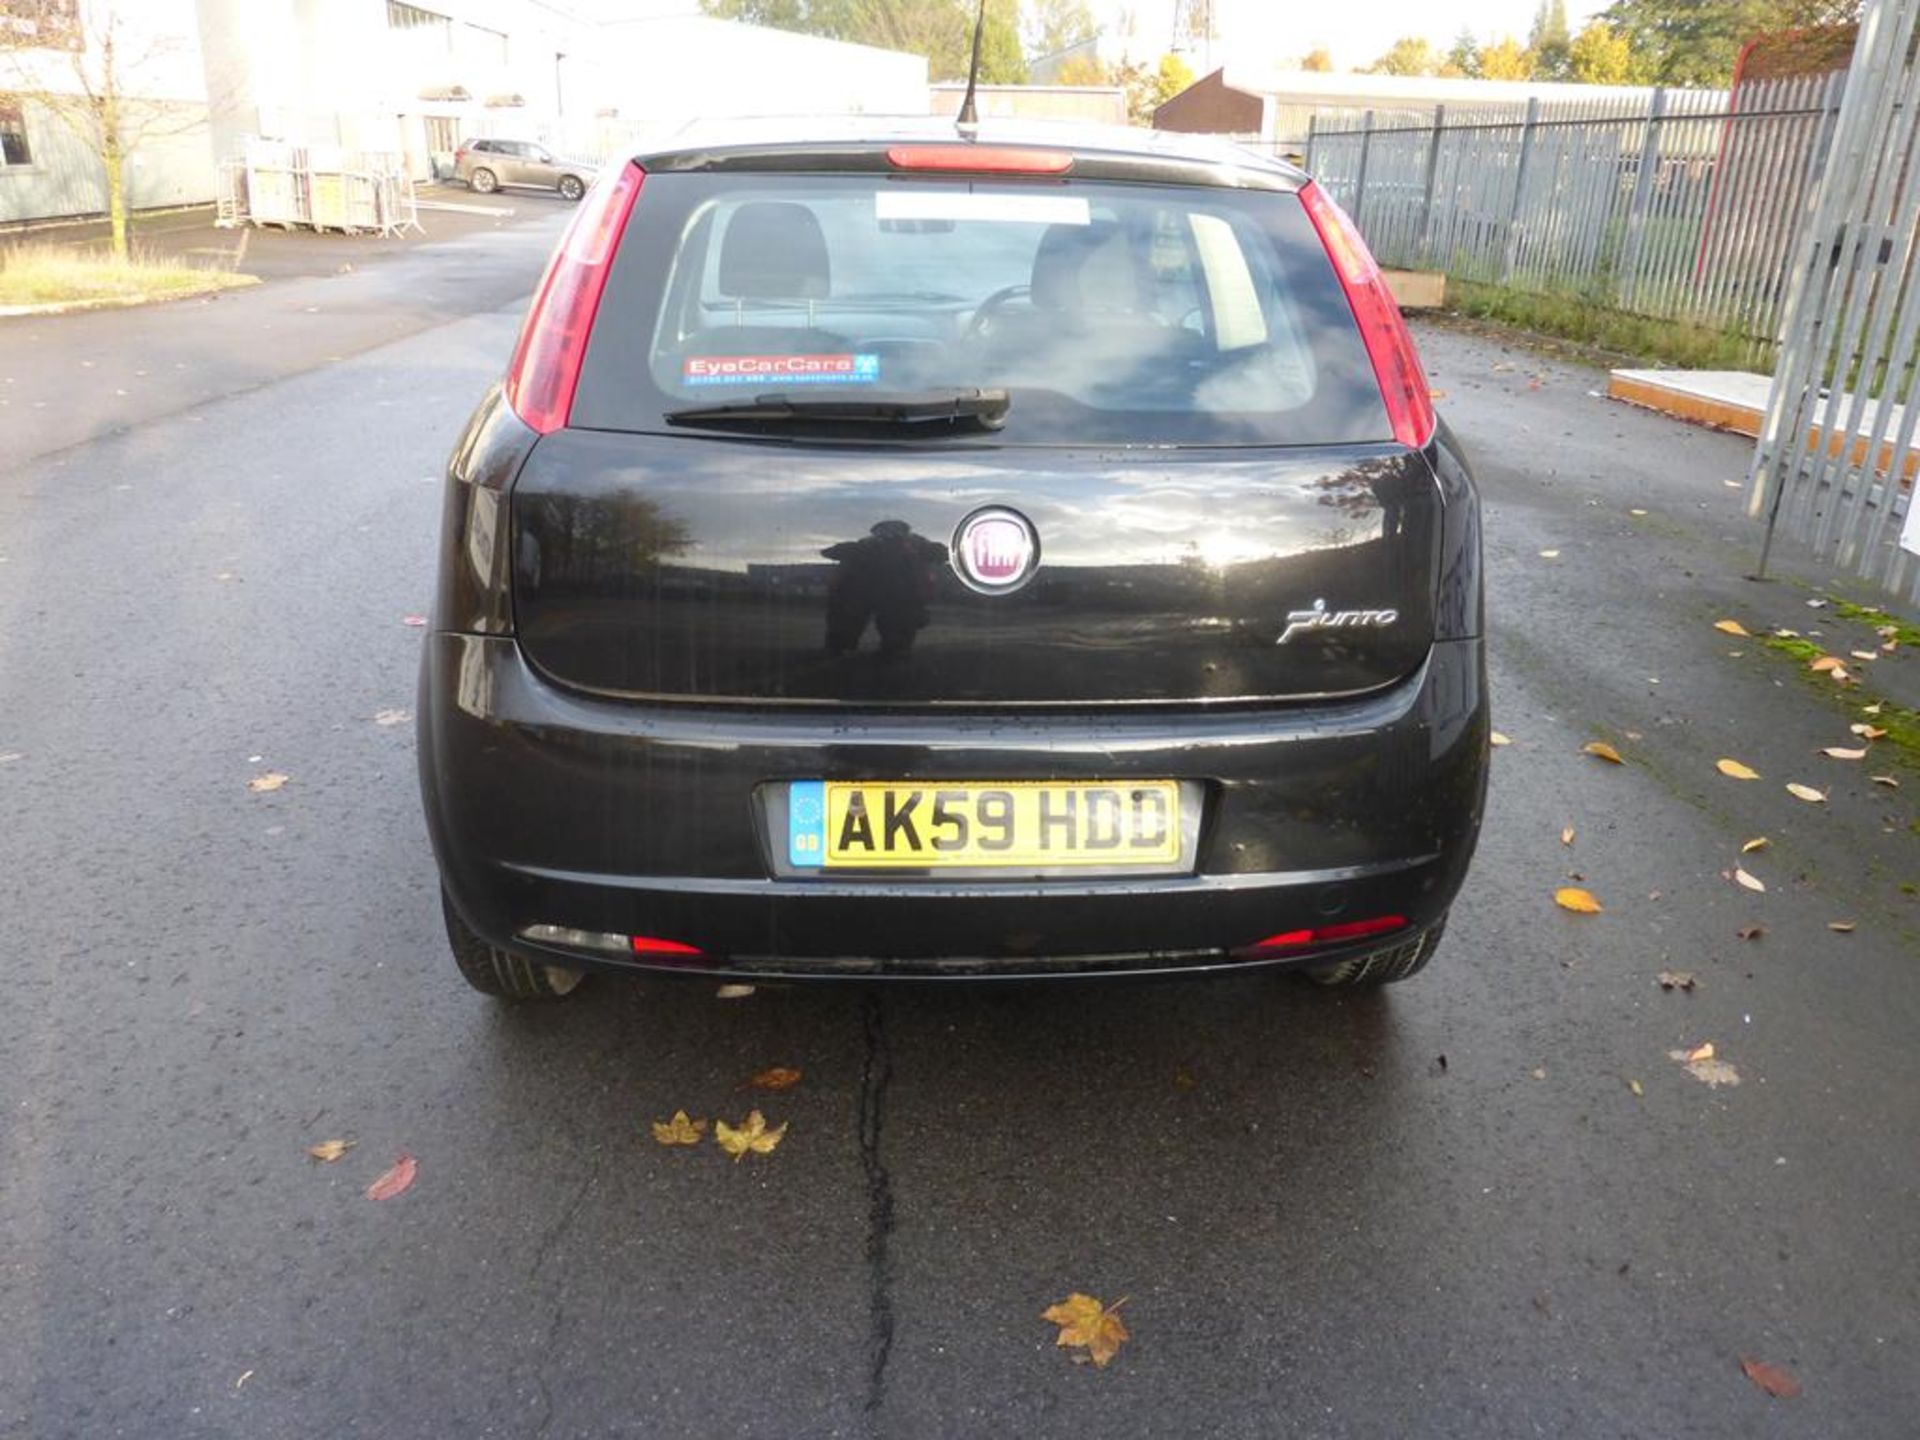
[[441, 888, 585, 1001], [469, 167, 498, 194], [1303, 914, 1447, 988], [557, 174, 585, 201]]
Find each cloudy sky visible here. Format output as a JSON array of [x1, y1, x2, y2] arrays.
[[1105, 0, 1610, 71]]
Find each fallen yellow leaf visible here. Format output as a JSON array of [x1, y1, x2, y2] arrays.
[[1820, 746, 1867, 760], [1786, 783, 1827, 803], [307, 1138, 356, 1163], [1862, 703, 1883, 715], [1870, 774, 1899, 788], [1713, 619, 1751, 637], [1850, 650, 1878, 663], [1733, 867, 1766, 893], [247, 772, 290, 793], [1829, 920, 1857, 933], [1740, 836, 1769, 854], [650, 1110, 707, 1146], [747, 1067, 803, 1092], [1490, 731, 1512, 747], [1628, 1078, 1644, 1096], [1851, 724, 1888, 739], [1809, 655, 1845, 673], [1042, 1293, 1131, 1369], [1684, 1041, 1715, 1063], [1716, 758, 1761, 781], [1539, 549, 1561, 559], [1560, 826, 1575, 846], [1555, 886, 1602, 914], [715, 984, 756, 999], [715, 1109, 788, 1162], [1582, 741, 1624, 764]]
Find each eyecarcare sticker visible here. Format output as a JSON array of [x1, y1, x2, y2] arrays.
[[684, 354, 880, 386]]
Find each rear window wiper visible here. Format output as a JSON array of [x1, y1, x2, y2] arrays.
[[664, 388, 1009, 433]]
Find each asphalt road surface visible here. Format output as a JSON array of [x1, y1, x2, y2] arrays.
[[2, 216, 1917, 1440]]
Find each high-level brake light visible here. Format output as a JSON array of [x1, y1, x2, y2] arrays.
[[504, 161, 645, 434], [1232, 914, 1409, 959], [887, 145, 1073, 174], [1298, 181, 1435, 450]]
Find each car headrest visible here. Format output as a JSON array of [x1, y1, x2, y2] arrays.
[[1030, 221, 1141, 312], [718, 202, 830, 301]]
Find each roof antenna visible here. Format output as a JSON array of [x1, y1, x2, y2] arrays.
[[956, 0, 987, 133]]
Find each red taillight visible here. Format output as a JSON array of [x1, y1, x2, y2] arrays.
[[887, 144, 1073, 174], [1232, 914, 1408, 958], [630, 935, 703, 958], [504, 161, 644, 434], [1297, 181, 1435, 450]]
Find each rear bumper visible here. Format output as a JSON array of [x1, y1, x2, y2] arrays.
[[419, 634, 1488, 979]]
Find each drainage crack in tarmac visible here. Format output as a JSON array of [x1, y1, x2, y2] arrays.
[[858, 992, 897, 1427], [528, 1153, 600, 1437]]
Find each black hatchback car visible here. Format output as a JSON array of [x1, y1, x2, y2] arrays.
[[418, 119, 1487, 999]]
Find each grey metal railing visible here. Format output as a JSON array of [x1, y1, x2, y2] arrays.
[[1303, 79, 1844, 358]]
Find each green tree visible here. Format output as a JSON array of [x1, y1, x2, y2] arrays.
[[1026, 0, 1095, 58], [1599, 0, 1859, 86], [1367, 35, 1441, 76], [1529, 0, 1573, 78], [1054, 51, 1109, 84], [1568, 19, 1637, 82], [1445, 28, 1482, 77], [1478, 35, 1536, 78], [1299, 47, 1335, 72]]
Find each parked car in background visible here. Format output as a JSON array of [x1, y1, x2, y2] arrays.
[[453, 139, 595, 200], [419, 119, 1488, 999]]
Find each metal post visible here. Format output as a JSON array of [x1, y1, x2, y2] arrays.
[[1353, 110, 1375, 225], [1305, 113, 1318, 175], [1500, 97, 1542, 282], [1619, 87, 1669, 308], [1417, 103, 1447, 267]]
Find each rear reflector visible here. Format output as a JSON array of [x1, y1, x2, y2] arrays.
[[1298, 181, 1435, 450], [887, 145, 1073, 174], [1232, 914, 1409, 959], [631, 935, 704, 958], [517, 924, 629, 954], [504, 160, 645, 434]]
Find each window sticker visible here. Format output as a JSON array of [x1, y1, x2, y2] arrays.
[[684, 353, 881, 386], [875, 191, 1091, 226]]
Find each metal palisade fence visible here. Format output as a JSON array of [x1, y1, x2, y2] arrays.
[[1304, 79, 1844, 362], [1752, 0, 1920, 605]]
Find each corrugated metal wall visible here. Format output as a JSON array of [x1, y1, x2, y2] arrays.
[[0, 97, 215, 225]]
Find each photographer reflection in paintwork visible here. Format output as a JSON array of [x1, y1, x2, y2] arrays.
[[822, 519, 947, 659]]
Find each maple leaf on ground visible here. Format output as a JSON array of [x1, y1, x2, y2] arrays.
[[1042, 1293, 1130, 1369], [715, 1109, 788, 1162], [366, 1152, 417, 1201], [650, 1110, 707, 1146], [1555, 886, 1602, 914], [1740, 1357, 1802, 1398], [307, 1138, 356, 1163], [747, 1067, 803, 1092]]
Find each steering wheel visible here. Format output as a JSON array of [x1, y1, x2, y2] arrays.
[[964, 284, 1032, 341]]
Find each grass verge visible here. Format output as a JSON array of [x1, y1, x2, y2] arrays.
[[1442, 279, 1764, 373], [0, 243, 257, 309]]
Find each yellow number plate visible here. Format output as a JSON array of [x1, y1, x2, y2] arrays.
[[786, 781, 1182, 869]]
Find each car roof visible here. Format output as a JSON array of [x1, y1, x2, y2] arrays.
[[627, 116, 1306, 192]]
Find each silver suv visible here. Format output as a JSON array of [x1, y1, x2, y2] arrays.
[[453, 139, 594, 201]]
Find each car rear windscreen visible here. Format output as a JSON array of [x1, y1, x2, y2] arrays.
[[572, 170, 1390, 447]]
